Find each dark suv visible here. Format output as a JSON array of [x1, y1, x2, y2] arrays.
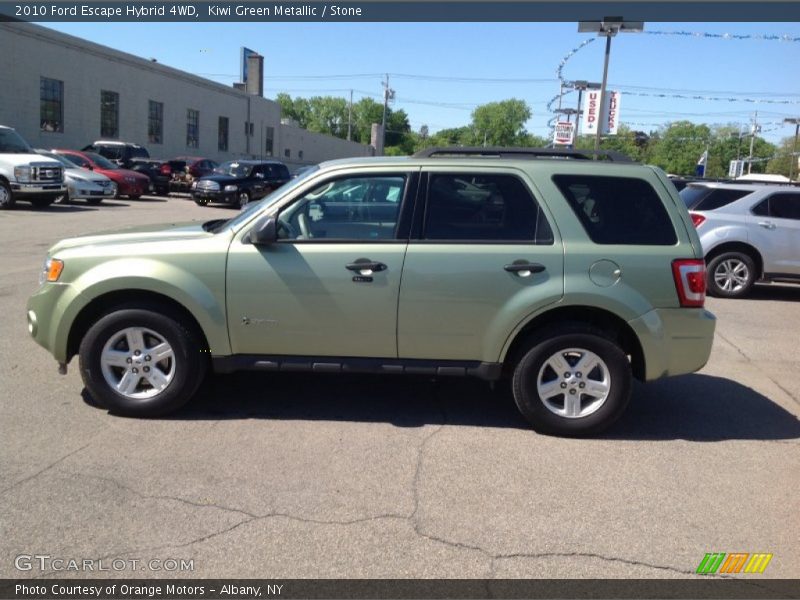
[[83, 141, 150, 169], [192, 160, 290, 208]]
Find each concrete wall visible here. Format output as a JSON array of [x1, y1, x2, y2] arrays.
[[0, 23, 373, 166]]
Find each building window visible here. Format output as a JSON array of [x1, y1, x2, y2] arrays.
[[265, 127, 274, 156], [148, 100, 163, 144], [40, 77, 64, 132], [100, 90, 119, 138], [218, 116, 229, 152], [186, 109, 199, 148], [298, 150, 304, 160], [284, 148, 291, 158]]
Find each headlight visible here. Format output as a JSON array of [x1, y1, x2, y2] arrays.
[[224, 184, 238, 192], [14, 166, 32, 183], [39, 258, 64, 284]]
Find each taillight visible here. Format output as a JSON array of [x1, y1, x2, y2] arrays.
[[160, 164, 172, 175], [672, 259, 706, 308], [689, 212, 706, 228]]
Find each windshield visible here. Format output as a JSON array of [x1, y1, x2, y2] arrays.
[[37, 152, 74, 168], [86, 152, 118, 170], [213, 161, 252, 178], [212, 166, 320, 232], [0, 128, 33, 153]]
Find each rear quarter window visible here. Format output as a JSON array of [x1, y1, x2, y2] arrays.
[[552, 175, 677, 245], [680, 186, 750, 211]]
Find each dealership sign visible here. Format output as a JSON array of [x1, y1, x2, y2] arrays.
[[581, 91, 603, 135], [581, 90, 621, 136], [553, 121, 575, 146]]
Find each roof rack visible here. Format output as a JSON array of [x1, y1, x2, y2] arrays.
[[411, 146, 635, 163]]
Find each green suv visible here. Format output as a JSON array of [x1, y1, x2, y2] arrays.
[[27, 148, 716, 436]]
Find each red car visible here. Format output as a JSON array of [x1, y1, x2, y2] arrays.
[[54, 149, 150, 199]]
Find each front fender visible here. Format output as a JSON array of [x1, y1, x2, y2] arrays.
[[51, 258, 229, 362]]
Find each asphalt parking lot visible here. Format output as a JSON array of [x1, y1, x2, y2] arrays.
[[1, 195, 798, 580]]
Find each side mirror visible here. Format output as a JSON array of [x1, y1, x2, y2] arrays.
[[249, 216, 278, 245]]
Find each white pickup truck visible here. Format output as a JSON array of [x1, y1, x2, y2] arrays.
[[0, 125, 66, 209]]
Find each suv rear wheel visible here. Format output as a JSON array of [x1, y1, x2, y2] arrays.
[[78, 308, 207, 417], [511, 326, 632, 436], [0, 180, 14, 209], [706, 251, 756, 298]]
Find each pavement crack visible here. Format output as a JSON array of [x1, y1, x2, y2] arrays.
[[0, 441, 93, 497], [492, 551, 699, 576], [716, 332, 751, 362]]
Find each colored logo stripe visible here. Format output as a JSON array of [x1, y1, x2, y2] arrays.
[[719, 553, 749, 573], [697, 553, 773, 574], [744, 554, 773, 574], [697, 553, 726, 574]]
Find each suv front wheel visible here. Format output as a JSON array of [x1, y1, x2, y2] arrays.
[[511, 326, 632, 436], [78, 308, 207, 417]]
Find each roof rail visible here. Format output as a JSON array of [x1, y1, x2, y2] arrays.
[[411, 146, 635, 162]]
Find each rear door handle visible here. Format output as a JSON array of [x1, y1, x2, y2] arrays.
[[504, 262, 546, 276], [346, 259, 387, 275], [758, 221, 776, 230]]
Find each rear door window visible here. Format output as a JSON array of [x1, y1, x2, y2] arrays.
[[753, 192, 800, 220], [422, 173, 554, 243], [553, 175, 677, 245]]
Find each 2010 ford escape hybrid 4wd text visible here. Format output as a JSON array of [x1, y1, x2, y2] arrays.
[[27, 148, 716, 436]]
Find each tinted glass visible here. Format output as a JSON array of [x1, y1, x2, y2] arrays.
[[553, 175, 677, 245], [96, 146, 123, 160], [279, 176, 405, 241], [85, 152, 118, 170], [767, 193, 800, 220], [130, 147, 149, 159], [0, 129, 32, 153], [423, 174, 553, 243]]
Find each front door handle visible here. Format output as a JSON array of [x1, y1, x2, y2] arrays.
[[758, 221, 776, 230], [346, 259, 387, 275], [504, 261, 546, 277]]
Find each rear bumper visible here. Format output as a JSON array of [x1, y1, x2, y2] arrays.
[[628, 307, 716, 381]]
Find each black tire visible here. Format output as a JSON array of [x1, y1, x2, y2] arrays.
[[0, 180, 14, 210], [30, 197, 55, 208], [511, 325, 632, 436], [706, 252, 756, 298], [85, 197, 103, 206], [78, 308, 207, 417], [128, 194, 141, 200]]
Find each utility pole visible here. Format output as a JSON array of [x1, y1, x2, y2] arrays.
[[381, 74, 394, 155], [748, 111, 759, 174], [347, 89, 353, 142]]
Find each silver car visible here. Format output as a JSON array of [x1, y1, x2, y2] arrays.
[[681, 182, 800, 297], [37, 150, 117, 204]]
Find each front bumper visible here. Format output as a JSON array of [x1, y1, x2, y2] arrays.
[[27, 281, 78, 363], [192, 190, 236, 204], [628, 307, 717, 381], [11, 182, 66, 196]]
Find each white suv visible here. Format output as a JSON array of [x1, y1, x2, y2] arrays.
[[681, 182, 800, 297]]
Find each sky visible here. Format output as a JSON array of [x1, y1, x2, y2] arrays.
[[43, 21, 800, 144]]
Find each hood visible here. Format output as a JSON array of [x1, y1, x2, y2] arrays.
[[198, 174, 244, 185], [65, 167, 110, 183], [2, 153, 62, 169], [49, 221, 215, 254]]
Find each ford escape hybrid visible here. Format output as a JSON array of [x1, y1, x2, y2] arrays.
[[27, 148, 716, 436]]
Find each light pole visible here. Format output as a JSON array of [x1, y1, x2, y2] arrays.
[[578, 18, 643, 157], [785, 118, 800, 181]]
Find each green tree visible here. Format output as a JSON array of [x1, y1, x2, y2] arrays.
[[306, 96, 348, 137], [765, 136, 798, 178], [470, 99, 532, 146], [647, 121, 712, 175]]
